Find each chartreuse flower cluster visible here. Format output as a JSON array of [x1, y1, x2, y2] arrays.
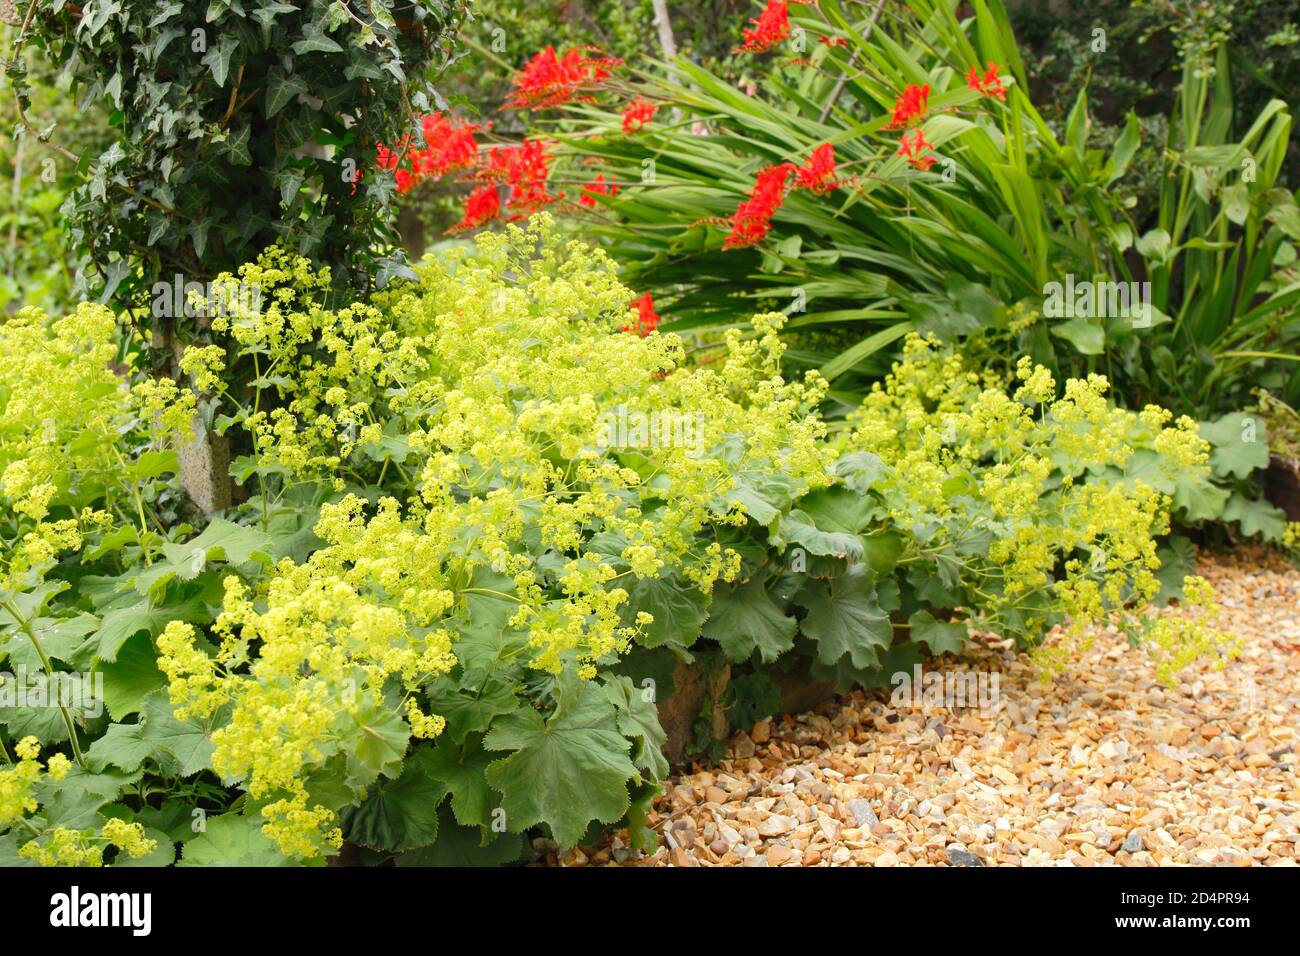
[[158, 217, 833, 858], [839, 334, 1218, 679], [0, 303, 201, 866], [0, 737, 154, 866]]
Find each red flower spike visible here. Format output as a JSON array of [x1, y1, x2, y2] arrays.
[[623, 292, 662, 336], [793, 142, 838, 194], [447, 185, 501, 234], [967, 62, 1007, 101], [477, 139, 561, 214], [724, 162, 796, 250], [505, 46, 623, 110], [735, 0, 791, 54], [622, 97, 657, 135], [580, 173, 621, 208], [818, 35, 848, 48], [897, 129, 937, 171], [885, 83, 930, 130]]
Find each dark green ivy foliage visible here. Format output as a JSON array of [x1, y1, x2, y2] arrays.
[[13, 0, 468, 317]]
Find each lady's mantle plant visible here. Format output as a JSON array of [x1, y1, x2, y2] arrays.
[[0, 218, 1241, 865]]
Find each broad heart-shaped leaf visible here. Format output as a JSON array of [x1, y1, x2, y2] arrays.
[[343, 748, 446, 853], [112, 826, 176, 867], [1221, 493, 1287, 540], [90, 584, 211, 665], [97, 631, 165, 719], [701, 578, 797, 664], [833, 451, 888, 494], [1051, 316, 1106, 355], [137, 690, 221, 777], [132, 519, 273, 597], [1155, 535, 1196, 604], [179, 814, 297, 867], [483, 676, 636, 848], [395, 806, 524, 867], [1200, 412, 1270, 479], [907, 610, 969, 656], [87, 721, 157, 773], [793, 485, 879, 534], [423, 736, 496, 830], [0, 613, 97, 672], [624, 780, 661, 854], [1172, 473, 1231, 522], [602, 676, 668, 782], [37, 766, 140, 831], [770, 509, 864, 561], [340, 699, 410, 790], [619, 571, 710, 649], [429, 673, 519, 745], [0, 703, 71, 745], [451, 569, 529, 687], [795, 568, 893, 669]]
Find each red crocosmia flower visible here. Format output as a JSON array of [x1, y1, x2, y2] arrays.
[[734, 0, 791, 54], [394, 168, 416, 194], [623, 292, 661, 336], [967, 62, 1007, 101], [885, 83, 930, 130], [579, 173, 621, 208], [622, 97, 657, 134], [818, 35, 848, 47], [897, 129, 937, 171], [376, 143, 403, 171], [793, 142, 838, 194], [505, 46, 623, 110], [447, 185, 501, 234], [724, 162, 796, 249], [478, 139, 561, 214], [418, 113, 483, 174]]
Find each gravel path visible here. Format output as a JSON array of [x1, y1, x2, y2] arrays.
[[562, 548, 1300, 867]]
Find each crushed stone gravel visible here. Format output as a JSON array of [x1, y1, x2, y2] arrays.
[[552, 548, 1300, 867]]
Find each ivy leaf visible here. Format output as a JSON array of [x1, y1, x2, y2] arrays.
[[179, 814, 297, 867], [201, 33, 239, 87], [702, 578, 797, 663], [619, 572, 709, 649], [265, 71, 309, 118], [907, 610, 969, 655], [343, 748, 445, 853], [293, 23, 345, 55], [795, 568, 894, 669], [602, 676, 668, 782], [484, 677, 636, 848]]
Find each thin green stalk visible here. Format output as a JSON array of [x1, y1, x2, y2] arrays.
[[1, 599, 88, 770]]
